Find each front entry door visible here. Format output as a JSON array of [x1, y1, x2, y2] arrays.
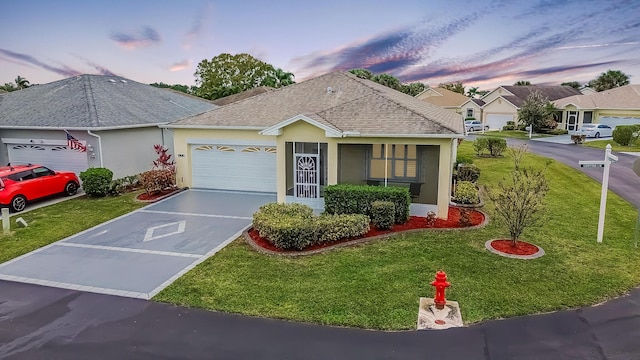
[[567, 111, 578, 131], [294, 154, 319, 198]]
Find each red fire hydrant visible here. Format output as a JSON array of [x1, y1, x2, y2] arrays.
[[431, 270, 450, 309]]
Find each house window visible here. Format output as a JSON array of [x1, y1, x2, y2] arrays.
[[369, 144, 417, 180], [466, 108, 473, 118]]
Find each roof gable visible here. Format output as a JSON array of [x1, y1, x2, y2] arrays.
[[554, 84, 640, 109], [0, 75, 217, 129], [417, 87, 470, 107]]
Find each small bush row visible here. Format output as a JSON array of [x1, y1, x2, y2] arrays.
[[253, 203, 370, 250], [456, 164, 480, 183], [613, 124, 640, 146], [502, 121, 516, 131], [473, 137, 507, 157], [79, 167, 113, 197], [324, 184, 411, 223], [371, 201, 395, 230], [453, 181, 479, 204]]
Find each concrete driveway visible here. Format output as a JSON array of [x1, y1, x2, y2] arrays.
[[0, 190, 275, 299]]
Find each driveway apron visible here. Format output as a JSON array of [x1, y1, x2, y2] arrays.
[[0, 190, 275, 299]]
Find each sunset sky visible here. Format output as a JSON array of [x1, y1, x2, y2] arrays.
[[2, 0, 639, 91]]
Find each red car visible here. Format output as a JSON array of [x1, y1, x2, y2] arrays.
[[0, 164, 80, 212]]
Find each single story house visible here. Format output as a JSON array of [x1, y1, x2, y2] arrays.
[[0, 75, 216, 178], [415, 87, 470, 117], [479, 85, 582, 130], [553, 84, 640, 131], [166, 71, 464, 218], [459, 98, 485, 122]]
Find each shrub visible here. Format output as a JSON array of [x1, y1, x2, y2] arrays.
[[487, 137, 507, 157], [139, 169, 176, 195], [459, 208, 472, 227], [502, 121, 516, 131], [370, 201, 395, 230], [79, 167, 113, 197], [454, 181, 479, 204], [517, 123, 529, 131], [324, 184, 410, 223], [108, 174, 140, 196], [252, 203, 369, 250], [473, 138, 489, 156], [612, 125, 640, 146], [456, 164, 481, 183], [455, 155, 474, 167], [548, 128, 568, 135]]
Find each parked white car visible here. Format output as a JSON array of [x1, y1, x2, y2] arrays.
[[465, 120, 489, 132], [580, 124, 613, 138]]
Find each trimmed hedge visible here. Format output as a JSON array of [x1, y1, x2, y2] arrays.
[[612, 125, 640, 146], [252, 202, 369, 250], [487, 137, 507, 157], [371, 201, 395, 230], [456, 164, 480, 183], [454, 181, 479, 204], [139, 169, 176, 195], [324, 184, 411, 223], [79, 167, 113, 197]]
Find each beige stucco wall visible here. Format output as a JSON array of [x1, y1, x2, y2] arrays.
[[172, 128, 275, 187], [481, 88, 510, 104], [174, 120, 456, 218], [461, 101, 482, 120], [559, 107, 640, 128], [482, 99, 518, 123]]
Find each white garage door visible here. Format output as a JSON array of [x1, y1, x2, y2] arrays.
[[192, 144, 277, 193], [7, 144, 88, 176], [599, 117, 640, 129], [486, 114, 513, 130]]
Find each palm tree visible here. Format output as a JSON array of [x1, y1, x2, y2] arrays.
[[588, 70, 630, 92], [14, 76, 30, 89], [514, 80, 532, 86]]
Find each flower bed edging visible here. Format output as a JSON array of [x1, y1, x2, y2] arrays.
[[484, 239, 545, 260], [243, 208, 490, 257], [135, 187, 188, 203]]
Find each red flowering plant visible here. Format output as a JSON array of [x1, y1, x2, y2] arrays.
[[139, 145, 177, 195]]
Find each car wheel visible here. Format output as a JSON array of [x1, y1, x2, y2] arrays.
[[595, 132, 600, 138], [65, 181, 78, 196], [10, 195, 27, 212]]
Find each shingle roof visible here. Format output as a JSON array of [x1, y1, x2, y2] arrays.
[[0, 75, 217, 129], [211, 86, 274, 106], [553, 84, 640, 109], [471, 98, 485, 106], [417, 87, 470, 108], [171, 71, 463, 136], [500, 85, 582, 102]]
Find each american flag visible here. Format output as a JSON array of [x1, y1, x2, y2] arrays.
[[65, 131, 87, 152]]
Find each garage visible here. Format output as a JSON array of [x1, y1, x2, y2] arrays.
[[4, 141, 88, 175], [599, 117, 640, 129], [191, 144, 277, 193], [485, 114, 513, 130]]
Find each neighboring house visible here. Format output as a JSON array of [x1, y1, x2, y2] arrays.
[[415, 87, 470, 116], [553, 84, 640, 131], [459, 98, 485, 122], [166, 71, 464, 218], [479, 85, 582, 130], [0, 74, 216, 178]]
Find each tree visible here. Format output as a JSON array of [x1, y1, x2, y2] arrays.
[[1, 83, 17, 92], [370, 73, 402, 91], [400, 82, 426, 96], [514, 80, 532, 86], [348, 68, 373, 80], [14, 76, 30, 89], [517, 90, 556, 131], [439, 82, 465, 94], [194, 53, 295, 100], [588, 69, 630, 92], [487, 156, 549, 247], [560, 81, 581, 89], [150, 82, 192, 94]]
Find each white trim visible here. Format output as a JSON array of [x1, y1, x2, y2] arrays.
[[86, 130, 104, 167], [2, 138, 69, 146], [347, 133, 464, 139], [186, 138, 276, 146], [163, 124, 266, 130], [260, 114, 343, 138]]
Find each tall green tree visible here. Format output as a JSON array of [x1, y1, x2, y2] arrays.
[[150, 82, 192, 94], [466, 86, 488, 98], [371, 73, 402, 91], [560, 81, 581, 89], [348, 68, 374, 80], [517, 90, 556, 131], [514, 80, 532, 86], [194, 53, 295, 100], [439, 82, 465, 94], [588, 70, 630, 92], [400, 82, 426, 96]]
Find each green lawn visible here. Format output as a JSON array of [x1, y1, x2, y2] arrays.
[[156, 143, 640, 330], [582, 139, 640, 152], [474, 130, 552, 139], [0, 192, 146, 263]]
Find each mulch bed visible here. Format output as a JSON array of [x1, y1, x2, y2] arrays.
[[247, 206, 486, 254], [488, 239, 540, 256], [135, 187, 186, 203]]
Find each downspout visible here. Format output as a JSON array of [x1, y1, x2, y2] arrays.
[[86, 130, 104, 167]]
